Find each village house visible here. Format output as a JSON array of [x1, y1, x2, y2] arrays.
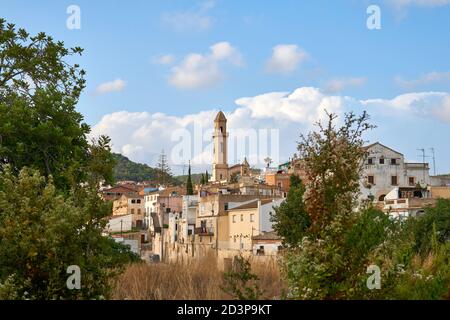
[[101, 184, 138, 201], [105, 213, 133, 233], [112, 194, 145, 229], [145, 186, 184, 258], [226, 198, 284, 251], [178, 195, 199, 244], [360, 142, 432, 203], [252, 231, 283, 256], [194, 193, 277, 249], [382, 185, 450, 219]]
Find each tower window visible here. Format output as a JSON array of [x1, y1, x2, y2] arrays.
[[220, 126, 223, 133]]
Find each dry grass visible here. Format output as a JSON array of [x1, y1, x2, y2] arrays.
[[112, 253, 285, 300]]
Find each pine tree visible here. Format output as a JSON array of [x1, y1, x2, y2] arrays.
[[205, 170, 209, 184], [156, 150, 171, 186], [186, 162, 194, 195], [200, 174, 205, 185]]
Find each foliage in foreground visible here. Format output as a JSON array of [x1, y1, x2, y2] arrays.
[[0, 167, 139, 299], [221, 255, 264, 300], [273, 111, 450, 300]]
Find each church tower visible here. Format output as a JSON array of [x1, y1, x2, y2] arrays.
[[212, 111, 229, 182]]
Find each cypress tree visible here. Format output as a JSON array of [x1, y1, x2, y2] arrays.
[[186, 162, 194, 195]]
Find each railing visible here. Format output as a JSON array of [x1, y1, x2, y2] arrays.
[[194, 227, 214, 236]]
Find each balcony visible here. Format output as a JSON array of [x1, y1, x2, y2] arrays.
[[194, 227, 214, 236]]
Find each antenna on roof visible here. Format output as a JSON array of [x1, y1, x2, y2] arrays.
[[429, 147, 436, 176], [417, 148, 427, 181]]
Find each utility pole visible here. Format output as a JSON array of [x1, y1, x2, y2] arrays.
[[429, 148, 436, 176]]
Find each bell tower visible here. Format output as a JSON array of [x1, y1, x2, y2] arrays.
[[212, 111, 228, 182]]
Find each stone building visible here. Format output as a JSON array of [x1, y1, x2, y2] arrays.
[[360, 142, 431, 202]]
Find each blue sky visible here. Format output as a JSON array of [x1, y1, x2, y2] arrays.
[[2, 0, 450, 174]]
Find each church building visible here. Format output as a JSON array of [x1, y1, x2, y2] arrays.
[[211, 111, 250, 183]]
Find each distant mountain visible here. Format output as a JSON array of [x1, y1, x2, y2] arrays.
[[112, 153, 179, 185]]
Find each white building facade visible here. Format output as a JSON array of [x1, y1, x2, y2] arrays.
[[360, 142, 431, 202]]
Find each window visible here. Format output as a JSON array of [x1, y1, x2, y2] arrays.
[[232, 215, 236, 223], [409, 177, 415, 186], [224, 203, 229, 211], [378, 194, 386, 201], [391, 176, 398, 186], [277, 182, 282, 188], [220, 174, 223, 180], [137, 209, 141, 215], [250, 214, 254, 222], [137, 199, 141, 204], [240, 214, 243, 222], [391, 158, 397, 165], [379, 158, 385, 164], [131, 209, 135, 214], [368, 158, 373, 165], [220, 142, 223, 153], [220, 126, 223, 133], [368, 175, 375, 185], [131, 199, 136, 204]]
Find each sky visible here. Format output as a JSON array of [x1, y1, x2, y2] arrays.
[[2, 0, 450, 174]]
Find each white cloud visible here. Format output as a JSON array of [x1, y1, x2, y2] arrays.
[[162, 1, 215, 32], [395, 71, 450, 89], [265, 44, 308, 74], [94, 79, 126, 95], [362, 91, 450, 122], [168, 42, 243, 89], [152, 54, 175, 65], [90, 87, 347, 170], [90, 88, 450, 173], [387, 0, 450, 9], [235, 87, 346, 123], [324, 77, 367, 93]]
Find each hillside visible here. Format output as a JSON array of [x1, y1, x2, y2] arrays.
[[112, 153, 179, 185], [174, 173, 204, 185]]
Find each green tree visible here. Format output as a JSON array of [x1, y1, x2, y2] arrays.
[[205, 170, 209, 183], [0, 19, 109, 191], [280, 111, 450, 300], [200, 174, 205, 185], [186, 162, 194, 195], [298, 111, 375, 237], [156, 150, 171, 186], [271, 175, 310, 247], [412, 199, 450, 254], [0, 167, 139, 299]]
